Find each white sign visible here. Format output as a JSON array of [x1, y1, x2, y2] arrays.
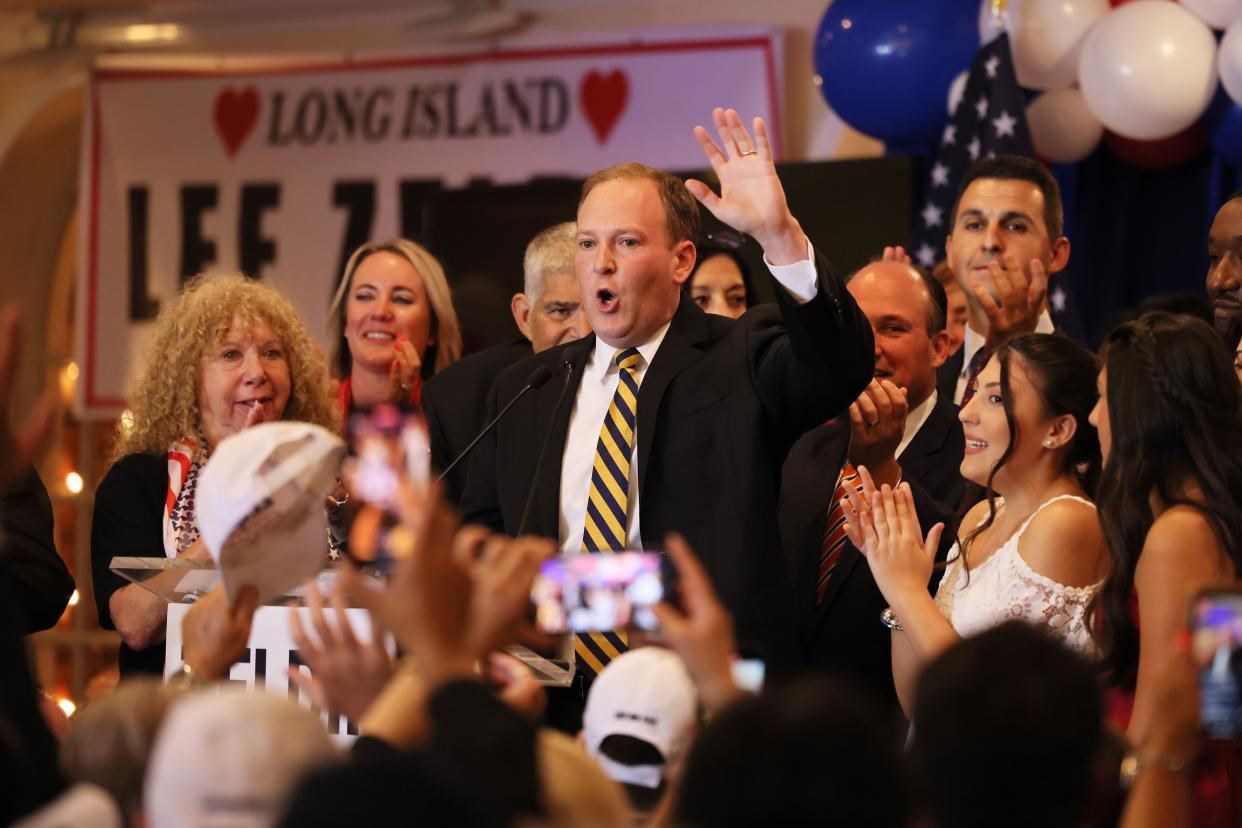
[[77, 33, 783, 416], [165, 602, 380, 742]]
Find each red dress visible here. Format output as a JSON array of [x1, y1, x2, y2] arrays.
[[1105, 597, 1242, 828]]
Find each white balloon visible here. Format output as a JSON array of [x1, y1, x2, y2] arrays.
[[976, 0, 1110, 90], [1222, 22, 1242, 103], [1026, 88, 1103, 162], [947, 71, 969, 115], [1180, 0, 1242, 30], [1079, 1, 1218, 140]]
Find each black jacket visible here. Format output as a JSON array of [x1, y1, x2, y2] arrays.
[[422, 338, 533, 506], [460, 252, 874, 669], [1, 467, 74, 632]]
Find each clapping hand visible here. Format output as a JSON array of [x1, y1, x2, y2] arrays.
[[847, 380, 908, 488], [881, 245, 913, 265], [840, 468, 943, 611], [686, 107, 808, 266], [974, 255, 1048, 351]]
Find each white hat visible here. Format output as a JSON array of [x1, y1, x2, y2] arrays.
[[144, 690, 338, 828], [196, 422, 346, 604], [582, 647, 698, 790]]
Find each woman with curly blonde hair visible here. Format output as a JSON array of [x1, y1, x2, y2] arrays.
[[91, 273, 338, 675], [328, 239, 462, 414]]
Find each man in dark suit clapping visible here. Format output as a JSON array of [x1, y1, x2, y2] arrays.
[[781, 259, 965, 713]]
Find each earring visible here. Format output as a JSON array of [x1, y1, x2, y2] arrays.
[[1043, 440, 1055, 448]]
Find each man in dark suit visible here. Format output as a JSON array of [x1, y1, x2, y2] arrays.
[[460, 109, 873, 684], [424, 222, 589, 504], [781, 259, 964, 711], [934, 155, 1069, 405]]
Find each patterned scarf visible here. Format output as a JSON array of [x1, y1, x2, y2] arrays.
[[163, 434, 208, 558]]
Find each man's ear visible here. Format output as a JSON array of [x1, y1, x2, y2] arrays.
[[672, 240, 697, 287], [929, 329, 952, 370], [511, 293, 534, 342], [1048, 237, 1070, 275]]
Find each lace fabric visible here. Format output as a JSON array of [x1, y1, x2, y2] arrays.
[[933, 494, 1101, 657]]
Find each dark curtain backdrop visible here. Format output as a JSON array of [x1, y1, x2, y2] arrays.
[[1055, 146, 1241, 348]]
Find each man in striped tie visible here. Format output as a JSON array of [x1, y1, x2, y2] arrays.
[[779, 258, 966, 712], [461, 108, 875, 729]]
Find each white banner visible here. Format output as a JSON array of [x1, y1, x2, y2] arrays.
[[77, 32, 783, 415]]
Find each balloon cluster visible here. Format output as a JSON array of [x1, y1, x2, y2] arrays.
[[814, 0, 1242, 169]]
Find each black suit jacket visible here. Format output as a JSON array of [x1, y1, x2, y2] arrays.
[[460, 252, 874, 668], [778, 406, 960, 710], [422, 338, 533, 506], [900, 392, 968, 516], [936, 347, 964, 405]]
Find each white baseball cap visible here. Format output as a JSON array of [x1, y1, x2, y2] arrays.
[[582, 646, 699, 789], [196, 422, 346, 604], [144, 690, 338, 828]]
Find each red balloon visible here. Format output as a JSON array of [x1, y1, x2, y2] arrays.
[[1104, 122, 1209, 170]]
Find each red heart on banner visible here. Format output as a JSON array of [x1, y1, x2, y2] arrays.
[[579, 69, 629, 145], [213, 87, 260, 159]]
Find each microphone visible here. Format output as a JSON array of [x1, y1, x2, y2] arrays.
[[436, 365, 554, 483], [517, 360, 575, 536]]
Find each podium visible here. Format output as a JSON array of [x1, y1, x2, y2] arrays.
[[111, 556, 574, 739]]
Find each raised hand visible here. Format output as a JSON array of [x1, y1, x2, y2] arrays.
[[974, 256, 1049, 351], [841, 476, 943, 610], [288, 578, 394, 723], [686, 107, 808, 265], [0, 305, 58, 490], [385, 334, 422, 403], [486, 651, 547, 721], [847, 380, 908, 488], [453, 532, 554, 656], [182, 584, 259, 681], [339, 481, 476, 684]]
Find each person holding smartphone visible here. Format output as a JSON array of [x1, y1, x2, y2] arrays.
[[1088, 311, 1242, 826]]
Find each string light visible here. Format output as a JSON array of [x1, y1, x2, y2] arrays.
[[56, 698, 76, 717], [68, 590, 80, 607], [65, 472, 83, 494]]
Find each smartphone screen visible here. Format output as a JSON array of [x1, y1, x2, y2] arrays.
[[340, 405, 430, 573], [532, 552, 664, 634], [1191, 589, 1242, 739]]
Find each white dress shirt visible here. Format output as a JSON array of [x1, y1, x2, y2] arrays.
[[556, 243, 821, 555], [896, 390, 937, 460], [953, 310, 1054, 404]]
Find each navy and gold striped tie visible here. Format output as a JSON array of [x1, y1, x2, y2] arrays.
[[575, 347, 642, 677]]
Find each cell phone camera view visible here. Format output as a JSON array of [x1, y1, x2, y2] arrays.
[[1192, 589, 1242, 739], [532, 552, 664, 635], [340, 405, 431, 574]]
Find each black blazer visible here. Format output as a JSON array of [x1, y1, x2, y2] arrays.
[[778, 411, 959, 711], [936, 347, 964, 405], [422, 338, 533, 506], [900, 392, 968, 516], [460, 253, 874, 669]]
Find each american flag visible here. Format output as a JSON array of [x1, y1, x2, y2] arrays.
[[910, 33, 1033, 272]]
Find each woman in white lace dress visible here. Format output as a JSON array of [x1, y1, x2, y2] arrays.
[[842, 333, 1109, 717]]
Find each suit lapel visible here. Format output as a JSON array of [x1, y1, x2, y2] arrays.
[[636, 296, 710, 491], [899, 395, 953, 482], [529, 336, 593, 539]]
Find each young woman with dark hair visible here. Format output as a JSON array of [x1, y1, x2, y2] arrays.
[[842, 333, 1109, 716], [1088, 311, 1242, 825]]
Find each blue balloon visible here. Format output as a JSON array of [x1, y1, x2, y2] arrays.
[[814, 0, 979, 152], [1206, 91, 1242, 167]]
